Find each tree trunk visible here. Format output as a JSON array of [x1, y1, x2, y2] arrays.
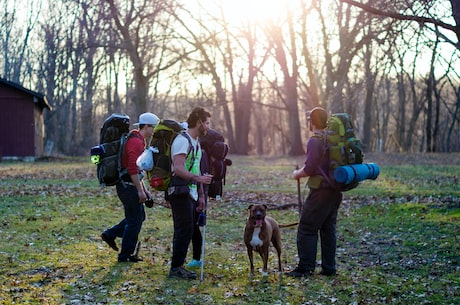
[[362, 45, 375, 151], [425, 76, 433, 152], [234, 83, 252, 154]]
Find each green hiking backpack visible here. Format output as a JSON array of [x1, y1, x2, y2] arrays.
[[147, 119, 194, 191], [320, 113, 364, 191]]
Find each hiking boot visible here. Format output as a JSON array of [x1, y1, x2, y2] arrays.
[[285, 268, 313, 278], [186, 259, 202, 268], [101, 233, 118, 251], [118, 255, 143, 263], [319, 270, 336, 276], [168, 267, 197, 280]]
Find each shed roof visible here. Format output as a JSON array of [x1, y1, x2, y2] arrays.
[[0, 78, 52, 111]]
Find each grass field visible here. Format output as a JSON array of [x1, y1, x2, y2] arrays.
[[0, 153, 459, 304]]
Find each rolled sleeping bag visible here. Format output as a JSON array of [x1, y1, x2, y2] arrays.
[[334, 163, 380, 185]]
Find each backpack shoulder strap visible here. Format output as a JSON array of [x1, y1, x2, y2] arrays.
[[118, 131, 142, 187], [312, 130, 328, 152], [312, 131, 335, 187], [179, 131, 197, 172], [119, 131, 141, 163]]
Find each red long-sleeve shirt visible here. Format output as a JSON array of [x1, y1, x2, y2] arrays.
[[121, 130, 145, 177]]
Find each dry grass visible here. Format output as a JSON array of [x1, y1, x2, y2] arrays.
[[0, 153, 459, 304]]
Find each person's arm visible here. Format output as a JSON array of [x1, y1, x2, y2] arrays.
[[196, 183, 206, 212], [130, 173, 147, 203], [292, 166, 308, 180], [292, 137, 323, 180], [125, 133, 147, 203]]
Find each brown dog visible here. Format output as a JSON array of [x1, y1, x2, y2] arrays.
[[243, 204, 297, 277]]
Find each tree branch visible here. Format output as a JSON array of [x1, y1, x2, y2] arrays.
[[340, 0, 460, 44]]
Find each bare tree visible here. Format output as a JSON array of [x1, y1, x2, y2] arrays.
[[168, 2, 278, 154], [77, 0, 109, 150], [298, 0, 320, 108], [0, 0, 42, 82], [447, 87, 460, 151], [319, 0, 375, 113], [164, 4, 235, 146], [340, 0, 460, 49], [263, 6, 305, 156], [34, 2, 68, 154], [361, 42, 376, 151], [231, 25, 257, 154], [2, 0, 460, 155], [103, 0, 182, 115], [341, 0, 460, 153]]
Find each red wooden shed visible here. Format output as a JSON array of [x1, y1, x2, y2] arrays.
[[0, 78, 52, 160]]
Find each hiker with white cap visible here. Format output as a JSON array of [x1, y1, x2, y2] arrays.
[[133, 112, 160, 127], [101, 112, 159, 263]]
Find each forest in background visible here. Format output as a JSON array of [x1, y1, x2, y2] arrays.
[[1, 0, 459, 156]]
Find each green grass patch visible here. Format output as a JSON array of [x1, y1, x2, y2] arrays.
[[0, 155, 459, 304]]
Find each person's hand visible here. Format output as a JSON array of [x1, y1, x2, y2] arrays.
[[145, 189, 153, 200], [196, 174, 213, 185], [138, 189, 147, 203], [197, 198, 205, 212], [163, 200, 171, 209], [292, 169, 301, 180]]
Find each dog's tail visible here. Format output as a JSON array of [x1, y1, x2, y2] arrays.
[[279, 222, 298, 228]]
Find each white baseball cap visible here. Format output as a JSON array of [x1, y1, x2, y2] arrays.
[[133, 112, 159, 126]]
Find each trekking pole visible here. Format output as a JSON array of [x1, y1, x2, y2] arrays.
[[296, 165, 302, 214], [199, 210, 206, 282], [134, 240, 141, 257]]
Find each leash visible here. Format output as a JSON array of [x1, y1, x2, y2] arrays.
[[279, 222, 299, 228]]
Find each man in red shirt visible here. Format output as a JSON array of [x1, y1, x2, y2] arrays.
[[101, 112, 158, 262]]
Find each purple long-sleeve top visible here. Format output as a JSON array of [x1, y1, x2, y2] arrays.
[[302, 135, 330, 186]]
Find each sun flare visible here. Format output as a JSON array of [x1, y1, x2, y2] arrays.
[[219, 0, 288, 24]]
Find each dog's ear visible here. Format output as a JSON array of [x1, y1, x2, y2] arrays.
[[263, 204, 268, 210], [247, 204, 253, 210]]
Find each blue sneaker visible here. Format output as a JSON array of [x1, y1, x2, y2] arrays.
[[186, 259, 202, 267]]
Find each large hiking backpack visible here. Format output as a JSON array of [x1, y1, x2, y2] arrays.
[[322, 113, 364, 191], [147, 119, 193, 191], [90, 114, 133, 187], [199, 129, 231, 198]]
